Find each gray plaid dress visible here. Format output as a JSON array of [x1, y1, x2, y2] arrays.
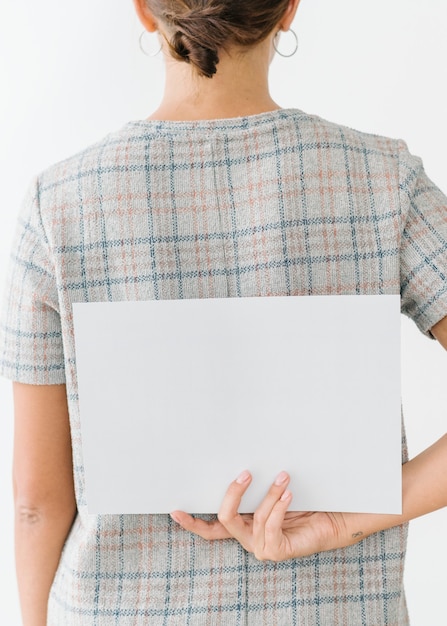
[[2, 109, 447, 625]]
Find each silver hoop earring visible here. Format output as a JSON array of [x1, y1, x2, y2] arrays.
[[139, 30, 162, 57], [273, 28, 299, 58]]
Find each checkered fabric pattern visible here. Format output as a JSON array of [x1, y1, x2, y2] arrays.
[[2, 109, 447, 625]]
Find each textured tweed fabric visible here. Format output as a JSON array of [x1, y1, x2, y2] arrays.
[[2, 108, 447, 625]]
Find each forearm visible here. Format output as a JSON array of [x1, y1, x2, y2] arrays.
[[346, 433, 447, 542], [12, 382, 76, 625], [348, 317, 447, 544], [15, 503, 76, 626]]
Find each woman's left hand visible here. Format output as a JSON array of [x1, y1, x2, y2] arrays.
[[170, 470, 361, 561]]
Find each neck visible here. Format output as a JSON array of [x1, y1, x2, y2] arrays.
[[148, 41, 280, 121]]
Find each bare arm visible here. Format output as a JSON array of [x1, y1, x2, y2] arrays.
[[172, 316, 447, 560], [343, 318, 447, 545], [13, 383, 77, 626], [431, 315, 447, 347]]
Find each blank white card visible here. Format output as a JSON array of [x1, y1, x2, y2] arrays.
[[73, 295, 402, 515]]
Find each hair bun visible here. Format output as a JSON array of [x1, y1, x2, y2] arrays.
[[146, 0, 291, 79], [170, 30, 219, 78]]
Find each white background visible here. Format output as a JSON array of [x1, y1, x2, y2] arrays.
[[0, 0, 446, 623]]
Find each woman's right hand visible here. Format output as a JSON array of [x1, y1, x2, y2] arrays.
[[173, 425, 447, 562], [171, 470, 366, 561]]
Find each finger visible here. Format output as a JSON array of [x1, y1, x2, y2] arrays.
[[217, 470, 254, 548], [260, 490, 293, 560], [170, 511, 232, 540], [253, 471, 290, 556]]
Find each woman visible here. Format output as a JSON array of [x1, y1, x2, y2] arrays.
[[1, 0, 447, 624]]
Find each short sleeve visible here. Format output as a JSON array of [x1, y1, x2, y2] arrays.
[[399, 141, 447, 338], [0, 178, 65, 384]]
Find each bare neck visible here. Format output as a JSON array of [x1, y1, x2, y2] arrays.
[[148, 42, 280, 122]]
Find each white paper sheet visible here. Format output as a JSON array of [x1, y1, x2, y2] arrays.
[[73, 294, 402, 515]]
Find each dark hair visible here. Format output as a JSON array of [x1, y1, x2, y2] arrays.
[[146, 0, 290, 78]]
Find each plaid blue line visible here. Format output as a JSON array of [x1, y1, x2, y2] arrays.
[[186, 533, 196, 626], [292, 563, 297, 626], [340, 129, 361, 294], [0, 358, 64, 373], [224, 136, 242, 298], [273, 125, 292, 295], [162, 515, 175, 626], [114, 515, 125, 626], [144, 137, 160, 300], [168, 135, 184, 300], [56, 546, 407, 581], [400, 233, 447, 292], [407, 282, 447, 323], [77, 151, 90, 302], [9, 253, 55, 280], [314, 551, 321, 626], [358, 539, 368, 626], [362, 145, 384, 293], [52, 208, 401, 255], [0, 324, 62, 340], [408, 190, 447, 248], [236, 543, 245, 626], [49, 589, 403, 618], [294, 121, 313, 294], [60, 247, 400, 293], [39, 141, 400, 195], [93, 517, 102, 626], [96, 142, 113, 302], [379, 531, 389, 626]]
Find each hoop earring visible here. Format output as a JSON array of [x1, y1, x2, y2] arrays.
[[273, 29, 299, 58], [139, 30, 162, 57]]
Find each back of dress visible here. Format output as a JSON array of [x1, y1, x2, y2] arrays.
[[2, 108, 447, 625]]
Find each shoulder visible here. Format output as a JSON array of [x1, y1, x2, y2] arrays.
[[285, 109, 426, 195], [36, 123, 142, 194], [283, 108, 406, 160], [32, 122, 161, 231]]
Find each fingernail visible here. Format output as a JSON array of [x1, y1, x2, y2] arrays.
[[280, 490, 292, 502], [236, 470, 251, 484], [170, 512, 181, 524], [275, 471, 289, 486]]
